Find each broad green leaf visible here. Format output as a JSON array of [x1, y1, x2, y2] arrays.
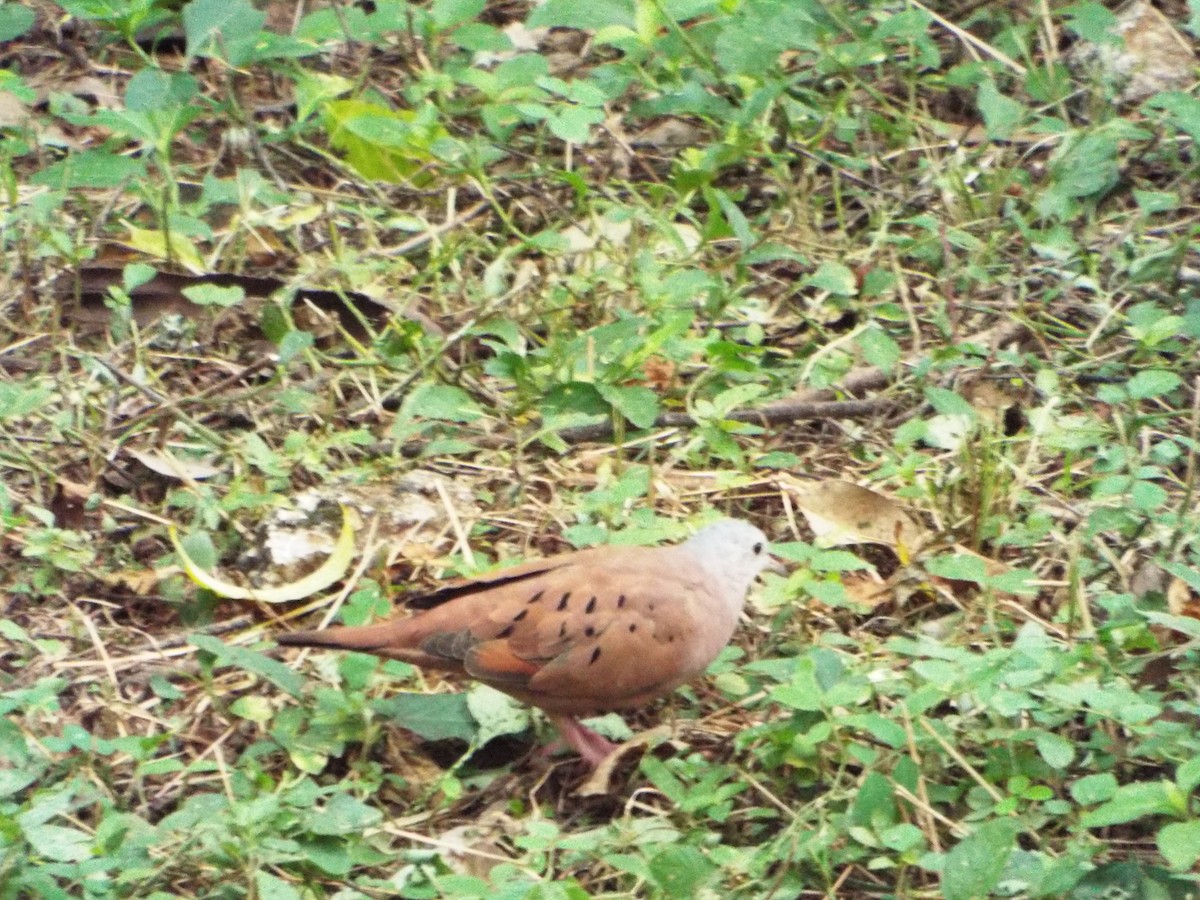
[[308, 793, 383, 837], [189, 635, 305, 698], [254, 871, 302, 900], [1127, 370, 1182, 400], [181, 284, 245, 308], [398, 383, 484, 423], [466, 684, 531, 747], [1080, 781, 1180, 828], [229, 695, 274, 723], [1070, 773, 1118, 805], [372, 692, 477, 743], [1034, 731, 1074, 769], [595, 383, 659, 429], [430, 0, 484, 28], [23, 824, 92, 862], [528, 0, 635, 29], [0, 5, 36, 41], [857, 325, 901, 374], [125, 68, 198, 112], [0, 382, 52, 420], [977, 79, 1024, 140], [805, 260, 857, 295], [923, 553, 987, 584], [183, 0, 266, 66], [648, 845, 714, 896], [1176, 756, 1200, 796], [942, 819, 1019, 900], [1158, 821, 1200, 871], [125, 224, 205, 274], [32, 150, 147, 189]]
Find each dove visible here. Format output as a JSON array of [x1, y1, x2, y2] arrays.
[[277, 518, 779, 768]]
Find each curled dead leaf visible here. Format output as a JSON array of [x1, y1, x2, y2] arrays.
[[170, 505, 356, 603], [127, 447, 223, 481], [575, 725, 673, 797], [782, 477, 927, 554]]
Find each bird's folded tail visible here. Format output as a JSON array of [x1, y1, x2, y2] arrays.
[[276, 621, 408, 653]]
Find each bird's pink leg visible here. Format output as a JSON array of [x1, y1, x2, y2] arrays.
[[547, 715, 619, 769]]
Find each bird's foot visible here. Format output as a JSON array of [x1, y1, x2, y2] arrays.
[[547, 715, 619, 769]]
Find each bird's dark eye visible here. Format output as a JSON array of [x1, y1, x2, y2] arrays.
[[753, 542, 763, 555]]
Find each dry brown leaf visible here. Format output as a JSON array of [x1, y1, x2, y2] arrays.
[[1166, 576, 1200, 620], [782, 477, 927, 552], [98, 568, 161, 595], [127, 447, 223, 481], [575, 725, 673, 797], [49, 479, 91, 529], [840, 571, 895, 610], [641, 355, 676, 391]]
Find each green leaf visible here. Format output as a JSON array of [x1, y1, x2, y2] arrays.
[[1070, 773, 1118, 805], [229, 695, 273, 723], [977, 79, 1024, 140], [1143, 611, 1200, 640], [182, 284, 245, 308], [1034, 731, 1074, 769], [595, 383, 659, 429], [0, 381, 52, 420], [125, 68, 198, 112], [278, 330, 315, 364], [857, 325, 901, 374], [1080, 781, 1179, 828], [547, 104, 604, 143], [923, 553, 987, 584], [1146, 92, 1200, 145], [32, 150, 147, 189], [23, 824, 92, 862], [1158, 821, 1200, 871], [183, 0, 266, 66], [1177, 757, 1200, 796], [1050, 131, 1119, 200], [805, 260, 857, 295], [528, 0, 634, 29], [309, 793, 383, 837], [188, 634, 305, 698], [0, 4, 36, 41], [430, 0, 484, 28], [466, 684, 531, 747], [1127, 370, 1182, 400], [647, 845, 714, 896], [712, 0, 824, 76], [1061, 1, 1119, 42], [372, 692, 477, 743], [710, 189, 756, 249], [254, 871, 302, 900], [942, 819, 1019, 900], [399, 383, 484, 423]]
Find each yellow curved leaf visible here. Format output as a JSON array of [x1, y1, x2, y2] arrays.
[[169, 506, 355, 603]]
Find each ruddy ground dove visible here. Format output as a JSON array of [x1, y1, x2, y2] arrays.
[[277, 518, 779, 767]]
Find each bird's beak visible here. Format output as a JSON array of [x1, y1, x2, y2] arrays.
[[765, 556, 786, 576]]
